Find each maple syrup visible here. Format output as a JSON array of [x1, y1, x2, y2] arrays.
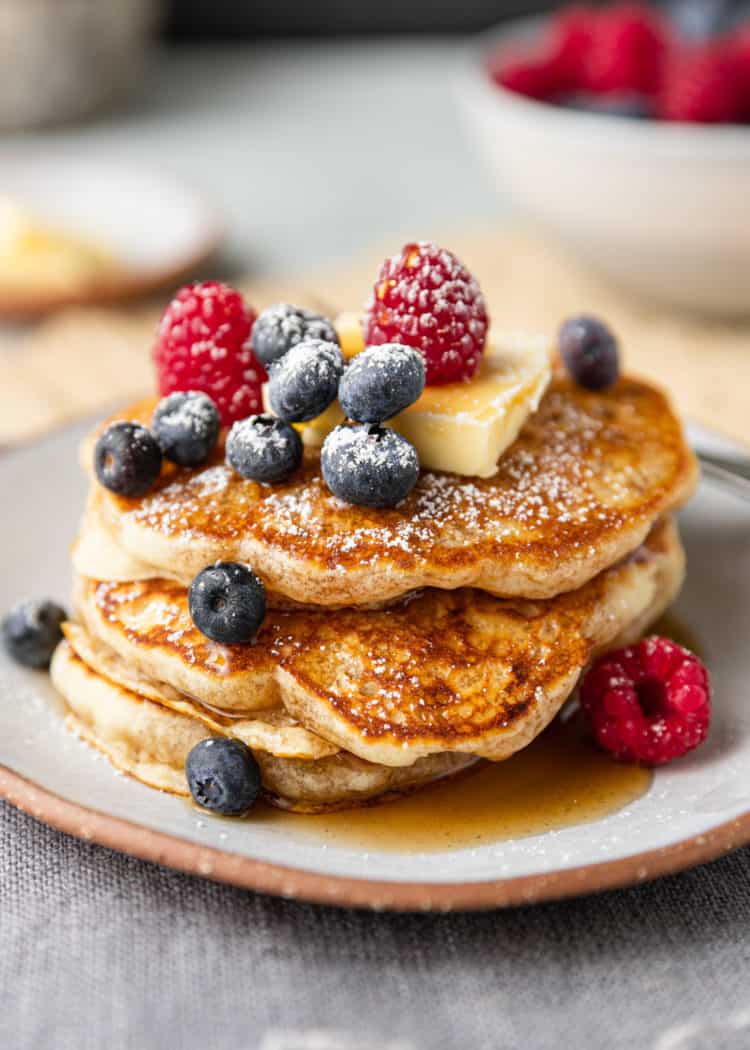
[[255, 715, 651, 852], [251, 612, 701, 852]]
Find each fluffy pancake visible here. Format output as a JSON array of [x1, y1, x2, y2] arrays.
[[62, 622, 338, 760], [51, 641, 475, 811], [72, 498, 178, 584], [72, 517, 684, 767], [83, 373, 697, 607], [73, 494, 422, 611]]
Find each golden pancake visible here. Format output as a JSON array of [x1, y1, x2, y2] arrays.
[[63, 622, 338, 760], [51, 641, 475, 812], [82, 373, 697, 607], [71, 517, 684, 767]]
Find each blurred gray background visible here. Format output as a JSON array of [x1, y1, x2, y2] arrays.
[[165, 0, 549, 36]]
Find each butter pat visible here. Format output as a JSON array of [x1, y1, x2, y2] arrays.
[[260, 384, 344, 448], [262, 330, 551, 477], [390, 337, 551, 478], [334, 311, 366, 359], [298, 399, 346, 448]]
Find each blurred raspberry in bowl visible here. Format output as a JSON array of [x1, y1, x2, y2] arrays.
[[488, 2, 750, 125], [495, 4, 669, 107], [459, 5, 750, 317]]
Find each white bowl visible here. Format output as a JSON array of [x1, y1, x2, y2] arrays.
[[459, 17, 750, 317]]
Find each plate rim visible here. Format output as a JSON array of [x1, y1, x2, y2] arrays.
[[1, 421, 749, 911], [1, 763, 748, 911]]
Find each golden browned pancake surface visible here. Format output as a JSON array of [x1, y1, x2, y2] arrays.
[[51, 641, 475, 811], [85, 374, 697, 607], [74, 517, 684, 767]]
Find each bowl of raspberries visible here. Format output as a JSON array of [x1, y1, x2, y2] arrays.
[[461, 3, 750, 316]]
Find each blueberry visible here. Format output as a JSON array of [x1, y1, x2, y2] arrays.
[[721, 0, 750, 33], [558, 315, 620, 391], [321, 424, 420, 509], [668, 0, 730, 40], [268, 339, 344, 423], [94, 421, 162, 497], [251, 303, 339, 369], [2, 599, 66, 669], [338, 343, 425, 424], [152, 391, 220, 467], [188, 562, 266, 645], [226, 414, 302, 483], [559, 92, 653, 119], [186, 738, 261, 816]]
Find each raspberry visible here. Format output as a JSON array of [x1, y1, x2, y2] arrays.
[[491, 8, 597, 100], [364, 242, 489, 386], [549, 5, 599, 90], [153, 281, 263, 427], [580, 636, 711, 766], [656, 42, 743, 123], [584, 4, 669, 95], [727, 28, 750, 120], [492, 53, 565, 101]]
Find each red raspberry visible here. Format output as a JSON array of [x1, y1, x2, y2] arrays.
[[153, 281, 263, 427], [549, 5, 599, 90], [364, 242, 489, 386], [491, 8, 597, 99], [584, 4, 668, 95], [727, 28, 750, 120], [656, 43, 743, 123], [580, 637, 711, 766], [493, 53, 564, 101]]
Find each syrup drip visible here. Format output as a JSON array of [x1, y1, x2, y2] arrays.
[[254, 716, 648, 852]]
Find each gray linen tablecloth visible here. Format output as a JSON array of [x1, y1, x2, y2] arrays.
[[2, 799, 750, 1050]]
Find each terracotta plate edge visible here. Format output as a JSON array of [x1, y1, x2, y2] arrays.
[[1, 763, 747, 911]]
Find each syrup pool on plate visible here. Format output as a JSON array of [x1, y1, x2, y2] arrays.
[[249, 613, 702, 851], [255, 716, 652, 852]]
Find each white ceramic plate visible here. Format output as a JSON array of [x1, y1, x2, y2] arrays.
[[1, 421, 749, 911], [0, 153, 222, 315]]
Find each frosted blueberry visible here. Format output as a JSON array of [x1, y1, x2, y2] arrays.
[[251, 303, 338, 369], [268, 339, 344, 423], [226, 414, 303, 484], [338, 343, 425, 424], [321, 424, 420, 508]]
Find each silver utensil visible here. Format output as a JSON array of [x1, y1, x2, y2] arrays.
[[695, 448, 750, 503]]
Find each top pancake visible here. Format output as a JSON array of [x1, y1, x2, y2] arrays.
[[84, 371, 697, 607]]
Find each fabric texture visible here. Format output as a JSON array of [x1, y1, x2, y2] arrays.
[[2, 798, 749, 1050]]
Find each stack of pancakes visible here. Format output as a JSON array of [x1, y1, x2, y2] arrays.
[[51, 370, 698, 811]]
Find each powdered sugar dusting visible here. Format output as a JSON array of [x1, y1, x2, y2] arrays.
[[270, 339, 343, 387], [150, 392, 222, 467], [122, 380, 681, 581], [323, 425, 417, 473], [364, 241, 489, 384], [228, 417, 295, 458], [252, 304, 338, 367], [158, 391, 217, 437]]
